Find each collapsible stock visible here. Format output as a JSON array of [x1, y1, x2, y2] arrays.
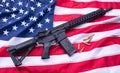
[[7, 39, 36, 66]]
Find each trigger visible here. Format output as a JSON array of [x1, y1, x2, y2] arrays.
[[51, 41, 57, 45]]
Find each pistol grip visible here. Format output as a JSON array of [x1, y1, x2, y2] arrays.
[[42, 43, 51, 59]]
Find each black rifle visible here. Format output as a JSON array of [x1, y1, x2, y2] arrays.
[[7, 8, 112, 66]]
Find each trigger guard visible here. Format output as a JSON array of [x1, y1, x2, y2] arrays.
[[51, 41, 57, 45]]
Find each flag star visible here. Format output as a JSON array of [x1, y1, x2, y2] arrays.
[[2, 18, 8, 23], [45, 18, 50, 23], [19, 8, 24, 14], [25, 3, 28, 7], [24, 11, 28, 15], [16, 17, 20, 20], [30, 0, 34, 2], [12, 25, 18, 31], [12, 7, 17, 11], [18, 1, 22, 6], [5, 9, 10, 12], [47, 7, 52, 12], [39, 11, 44, 16], [36, 2, 41, 7], [37, 23, 42, 28], [30, 6, 35, 11], [8, 21, 12, 24], [11, 0, 14, 2], [3, 30, 9, 36], [21, 21, 26, 26], [50, 0, 53, 3], [6, 3, 9, 7], [29, 27, 34, 33], [11, 13, 16, 18], [45, 28, 48, 30], [29, 16, 33, 21], [0, 4, 3, 7], [32, 16, 37, 21], [2, 0, 6, 3]]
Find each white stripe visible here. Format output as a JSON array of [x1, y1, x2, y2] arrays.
[[53, 16, 120, 27], [0, 29, 120, 47], [0, 37, 32, 48], [81, 65, 120, 73], [0, 40, 7, 48], [55, 6, 120, 16], [53, 21, 66, 27], [69, 29, 120, 43], [73, 0, 120, 2], [0, 44, 120, 68]]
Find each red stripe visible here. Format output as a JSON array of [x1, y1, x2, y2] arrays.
[[56, 0, 120, 9], [66, 23, 120, 37], [0, 55, 120, 73], [0, 0, 119, 72], [0, 37, 120, 57], [54, 14, 114, 22]]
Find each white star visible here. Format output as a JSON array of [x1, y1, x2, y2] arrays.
[[25, 3, 28, 7], [47, 7, 52, 12], [32, 16, 37, 21], [2, 18, 8, 23], [37, 23, 42, 28], [29, 27, 34, 33], [24, 11, 28, 15], [12, 7, 17, 11], [36, 2, 41, 7], [29, 17, 33, 21], [50, 0, 53, 3], [45, 28, 48, 30], [30, 6, 35, 11], [2, 0, 6, 3], [6, 3, 9, 7], [11, 0, 14, 2], [39, 11, 44, 16], [5, 9, 10, 12], [30, 0, 34, 2], [18, 1, 22, 6], [16, 17, 20, 20], [12, 25, 18, 31], [21, 21, 26, 26], [11, 13, 16, 18], [45, 18, 50, 23], [0, 4, 3, 7], [3, 30, 9, 36], [19, 8, 24, 14], [8, 21, 12, 24]]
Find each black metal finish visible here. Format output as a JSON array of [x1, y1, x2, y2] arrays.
[[7, 8, 112, 66]]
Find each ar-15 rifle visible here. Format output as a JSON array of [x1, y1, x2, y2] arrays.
[[7, 8, 112, 66]]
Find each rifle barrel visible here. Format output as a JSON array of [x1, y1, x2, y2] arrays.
[[52, 8, 112, 32]]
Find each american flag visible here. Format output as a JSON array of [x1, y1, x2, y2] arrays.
[[0, 0, 120, 73]]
